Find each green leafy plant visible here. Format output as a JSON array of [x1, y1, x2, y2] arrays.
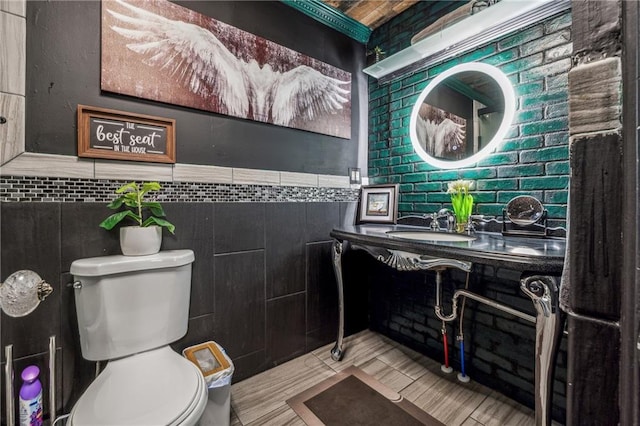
[[99, 181, 175, 234], [367, 45, 386, 62], [447, 179, 474, 226]]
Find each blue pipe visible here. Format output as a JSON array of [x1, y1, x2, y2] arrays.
[[457, 334, 470, 383], [459, 337, 466, 377]]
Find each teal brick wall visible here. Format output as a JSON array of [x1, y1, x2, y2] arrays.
[[368, 9, 571, 225], [365, 7, 572, 421]]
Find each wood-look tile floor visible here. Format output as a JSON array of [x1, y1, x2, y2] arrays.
[[229, 330, 538, 426]]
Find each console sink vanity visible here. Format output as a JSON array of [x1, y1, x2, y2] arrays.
[[349, 31, 569, 424], [329, 224, 566, 426]]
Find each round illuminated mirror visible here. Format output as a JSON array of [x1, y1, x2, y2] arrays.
[[409, 62, 515, 169]]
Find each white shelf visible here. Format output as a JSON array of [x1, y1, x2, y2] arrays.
[[363, 0, 571, 81]]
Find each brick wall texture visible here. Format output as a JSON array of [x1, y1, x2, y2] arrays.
[[362, 254, 567, 422], [363, 6, 572, 422], [367, 7, 572, 224]]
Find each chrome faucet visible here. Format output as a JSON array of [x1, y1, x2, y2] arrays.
[[430, 209, 454, 231], [430, 213, 439, 230], [464, 214, 484, 234]]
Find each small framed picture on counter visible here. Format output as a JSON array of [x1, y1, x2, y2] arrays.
[[358, 184, 398, 224]]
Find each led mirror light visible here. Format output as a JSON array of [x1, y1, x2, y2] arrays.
[[409, 62, 515, 169]]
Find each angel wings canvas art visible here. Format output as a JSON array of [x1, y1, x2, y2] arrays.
[[101, 0, 352, 139], [415, 103, 467, 160]]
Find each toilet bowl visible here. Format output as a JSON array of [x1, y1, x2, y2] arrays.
[[67, 347, 207, 425], [68, 250, 208, 425]]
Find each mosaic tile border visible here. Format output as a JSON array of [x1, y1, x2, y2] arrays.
[[0, 176, 359, 203]]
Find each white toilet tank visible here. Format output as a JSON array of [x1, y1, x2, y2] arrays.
[[70, 250, 195, 361]]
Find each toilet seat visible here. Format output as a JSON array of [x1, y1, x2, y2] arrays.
[[68, 346, 207, 426]]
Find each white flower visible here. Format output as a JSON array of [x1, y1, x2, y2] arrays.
[[447, 179, 473, 195]]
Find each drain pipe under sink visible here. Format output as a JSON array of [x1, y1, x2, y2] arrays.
[[433, 269, 537, 383]]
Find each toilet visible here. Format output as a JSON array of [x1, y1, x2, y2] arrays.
[[67, 249, 208, 425]]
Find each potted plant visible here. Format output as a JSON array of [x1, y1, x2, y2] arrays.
[[99, 181, 175, 256], [366, 46, 386, 66]]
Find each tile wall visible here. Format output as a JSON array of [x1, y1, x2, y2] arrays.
[[0, 0, 25, 165], [0, 178, 365, 423]]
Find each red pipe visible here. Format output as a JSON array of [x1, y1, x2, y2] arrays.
[[441, 325, 453, 373], [443, 330, 450, 367]]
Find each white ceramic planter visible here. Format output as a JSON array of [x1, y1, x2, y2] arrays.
[[119, 226, 162, 256]]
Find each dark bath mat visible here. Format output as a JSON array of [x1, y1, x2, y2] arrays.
[[287, 366, 444, 426]]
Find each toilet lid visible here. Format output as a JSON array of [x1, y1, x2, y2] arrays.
[[70, 347, 205, 425]]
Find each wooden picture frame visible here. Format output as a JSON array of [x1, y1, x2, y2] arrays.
[[358, 184, 399, 224], [77, 105, 176, 163]]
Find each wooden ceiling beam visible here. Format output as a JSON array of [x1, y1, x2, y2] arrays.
[[325, 0, 421, 29]]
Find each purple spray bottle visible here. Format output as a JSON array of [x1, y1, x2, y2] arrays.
[[19, 365, 43, 426]]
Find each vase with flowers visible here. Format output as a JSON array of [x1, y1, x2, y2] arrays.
[[447, 179, 474, 233]]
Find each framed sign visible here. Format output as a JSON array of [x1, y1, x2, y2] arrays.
[[77, 105, 176, 163], [358, 184, 399, 224]]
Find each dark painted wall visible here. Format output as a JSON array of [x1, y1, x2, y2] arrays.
[[619, 2, 640, 423], [25, 1, 365, 175], [564, 2, 626, 425], [1, 1, 368, 423]]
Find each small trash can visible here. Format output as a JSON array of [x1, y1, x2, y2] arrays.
[[183, 341, 234, 426]]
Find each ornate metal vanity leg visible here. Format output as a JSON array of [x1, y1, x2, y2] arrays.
[[520, 275, 564, 426], [330, 239, 345, 361]]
